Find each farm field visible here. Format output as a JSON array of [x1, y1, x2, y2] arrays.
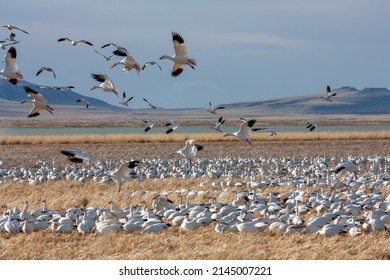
[[0, 132, 390, 260]]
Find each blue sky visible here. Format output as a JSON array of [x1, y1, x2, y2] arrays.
[[1, 0, 389, 109]]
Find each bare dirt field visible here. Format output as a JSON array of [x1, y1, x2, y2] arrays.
[[1, 134, 389, 260]]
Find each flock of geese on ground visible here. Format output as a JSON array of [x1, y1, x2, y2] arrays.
[[1, 151, 389, 236]]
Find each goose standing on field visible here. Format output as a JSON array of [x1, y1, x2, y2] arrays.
[[119, 92, 133, 107], [142, 61, 162, 71], [0, 46, 23, 85], [76, 98, 89, 109], [210, 116, 225, 133], [223, 119, 258, 145], [143, 98, 162, 109], [160, 32, 197, 77], [90, 73, 119, 96], [320, 85, 337, 102], [207, 101, 225, 114], [57, 37, 93, 46], [0, 24, 29, 34], [109, 160, 140, 194], [21, 86, 54, 117], [36, 66, 56, 79], [174, 139, 203, 166], [111, 50, 142, 75]]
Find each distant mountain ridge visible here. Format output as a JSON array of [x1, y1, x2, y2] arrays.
[[1, 79, 389, 119]]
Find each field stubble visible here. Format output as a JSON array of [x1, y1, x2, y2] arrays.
[[0, 133, 390, 260]]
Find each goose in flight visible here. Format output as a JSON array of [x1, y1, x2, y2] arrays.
[[60, 149, 100, 166], [320, 85, 337, 102], [334, 162, 359, 179], [94, 50, 114, 61], [40, 85, 75, 93], [21, 86, 54, 118], [119, 92, 133, 106], [142, 61, 162, 71], [207, 101, 225, 114], [174, 139, 203, 166], [210, 116, 225, 133], [109, 160, 140, 194], [165, 120, 180, 134], [101, 42, 128, 53], [223, 119, 259, 145], [143, 119, 155, 132], [143, 98, 162, 109], [0, 40, 20, 50], [0, 46, 23, 85], [76, 98, 89, 109], [306, 122, 318, 131], [36, 67, 56, 79], [0, 24, 29, 34], [57, 37, 93, 46], [159, 32, 197, 77], [90, 73, 118, 96], [111, 50, 142, 75]]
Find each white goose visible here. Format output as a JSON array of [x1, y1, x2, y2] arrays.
[[207, 101, 225, 114], [94, 49, 114, 61], [160, 32, 197, 77], [165, 120, 180, 134], [320, 85, 337, 102], [76, 98, 90, 109], [60, 149, 100, 166], [90, 73, 119, 96], [36, 66, 56, 79], [334, 162, 360, 179], [4, 209, 20, 234], [0, 46, 23, 85], [143, 119, 155, 132], [57, 37, 93, 46], [109, 160, 140, 193], [0, 24, 29, 34], [119, 92, 133, 107], [0, 40, 20, 50], [175, 139, 203, 166], [111, 49, 142, 75], [223, 119, 259, 145], [21, 86, 54, 118], [143, 97, 162, 109], [142, 61, 162, 71], [210, 116, 225, 133]]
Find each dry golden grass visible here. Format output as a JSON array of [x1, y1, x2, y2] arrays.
[[1, 180, 390, 260], [1, 136, 389, 260], [1, 130, 390, 145]]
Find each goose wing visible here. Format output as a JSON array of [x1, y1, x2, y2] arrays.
[[5, 46, 17, 71], [172, 32, 188, 56], [23, 86, 46, 103]]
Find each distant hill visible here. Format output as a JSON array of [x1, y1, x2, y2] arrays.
[[1, 79, 389, 120]]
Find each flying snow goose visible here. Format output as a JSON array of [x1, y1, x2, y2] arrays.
[[207, 101, 225, 114], [36, 66, 56, 79], [57, 37, 93, 46], [320, 85, 337, 102], [0, 46, 23, 85], [159, 32, 197, 77], [111, 49, 142, 75], [223, 119, 258, 145], [143, 119, 155, 132], [334, 162, 360, 179], [109, 160, 140, 194], [174, 139, 203, 166], [60, 149, 100, 166], [0, 40, 20, 50], [143, 97, 162, 109], [210, 116, 225, 133], [119, 92, 133, 106], [94, 50, 114, 61], [90, 73, 119, 96], [0, 24, 29, 34], [101, 42, 128, 53], [165, 120, 180, 134], [306, 122, 318, 131], [40, 85, 75, 93], [142, 61, 162, 71], [21, 86, 54, 118], [76, 98, 89, 109]]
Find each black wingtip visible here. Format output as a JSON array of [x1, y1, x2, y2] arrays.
[[23, 86, 38, 94], [247, 119, 256, 128], [172, 32, 185, 44]]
